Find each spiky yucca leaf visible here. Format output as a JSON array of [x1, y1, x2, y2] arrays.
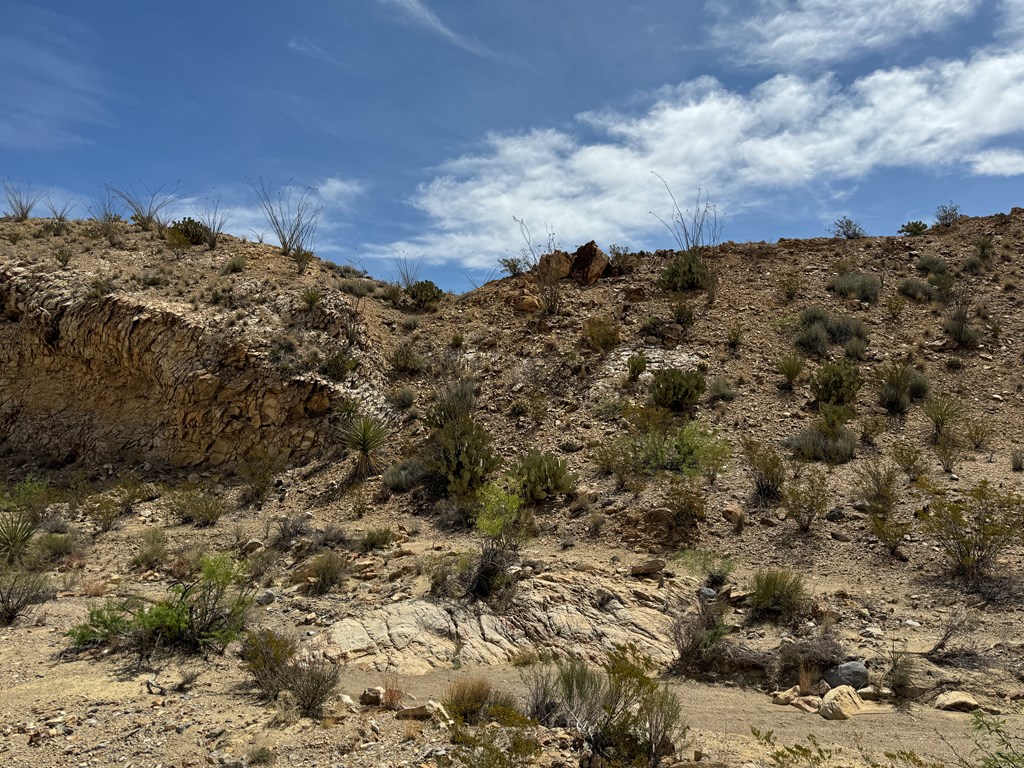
[[341, 416, 388, 479], [0, 512, 37, 564]]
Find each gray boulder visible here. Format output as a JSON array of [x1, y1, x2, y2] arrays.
[[823, 661, 868, 690]]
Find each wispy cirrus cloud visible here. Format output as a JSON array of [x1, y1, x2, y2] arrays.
[[287, 37, 349, 69], [359, 46, 1024, 269], [0, 6, 108, 150], [376, 0, 494, 57], [707, 0, 980, 69]]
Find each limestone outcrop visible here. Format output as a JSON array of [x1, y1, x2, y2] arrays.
[[0, 263, 333, 467]]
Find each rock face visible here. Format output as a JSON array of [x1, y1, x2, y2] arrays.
[[569, 241, 609, 285], [0, 265, 332, 467]]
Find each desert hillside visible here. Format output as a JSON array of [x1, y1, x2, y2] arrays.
[[0, 208, 1022, 768]]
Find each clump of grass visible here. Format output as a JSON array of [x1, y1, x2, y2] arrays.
[[581, 316, 621, 355], [626, 353, 647, 383], [303, 551, 347, 595], [358, 528, 396, 552], [171, 489, 225, 527], [741, 438, 786, 505], [776, 354, 805, 390], [747, 569, 807, 623], [389, 342, 427, 374], [828, 270, 880, 303], [922, 395, 961, 444]]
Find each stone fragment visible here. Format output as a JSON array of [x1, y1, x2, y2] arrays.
[[819, 686, 865, 720], [823, 661, 868, 690], [537, 250, 572, 281], [360, 687, 385, 706], [772, 686, 800, 706], [791, 696, 823, 713], [935, 691, 980, 712], [630, 559, 665, 578]]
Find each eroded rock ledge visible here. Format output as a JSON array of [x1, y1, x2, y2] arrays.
[[0, 263, 333, 467]]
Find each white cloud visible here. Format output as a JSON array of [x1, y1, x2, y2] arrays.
[[969, 148, 1024, 175], [999, 0, 1024, 41], [287, 37, 348, 68], [376, 0, 494, 57], [707, 0, 980, 69], [361, 48, 1024, 268], [318, 177, 367, 210]]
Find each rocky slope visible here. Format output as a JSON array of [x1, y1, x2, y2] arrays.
[[1, 209, 1023, 768]]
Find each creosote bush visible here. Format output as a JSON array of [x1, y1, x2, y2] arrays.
[[67, 554, 251, 655], [0, 568, 51, 626], [242, 628, 298, 699], [742, 438, 786, 505], [921, 480, 1023, 584], [171, 489, 225, 527], [783, 467, 829, 533], [829, 216, 866, 239]]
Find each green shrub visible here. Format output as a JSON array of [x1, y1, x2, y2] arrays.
[[552, 644, 685, 767], [672, 300, 695, 331], [1012, 451, 1023, 472], [475, 484, 530, 543], [132, 529, 168, 571], [389, 386, 416, 410], [406, 280, 444, 310], [785, 405, 857, 464], [581, 316, 621, 354], [776, 354, 805, 390], [915, 254, 950, 275], [434, 417, 500, 498], [783, 467, 829, 533], [242, 628, 297, 699], [340, 415, 388, 480], [795, 322, 830, 357], [627, 353, 647, 382], [671, 600, 730, 673], [171, 489, 225, 527], [892, 440, 927, 481], [223, 254, 246, 274], [809, 359, 862, 406], [708, 377, 736, 402], [898, 221, 928, 236], [389, 342, 427, 374], [844, 336, 868, 360], [899, 277, 934, 302], [304, 551, 347, 595], [514, 450, 576, 504], [826, 314, 868, 345], [928, 272, 957, 303], [748, 569, 807, 623], [650, 368, 706, 411], [658, 250, 709, 292], [0, 511, 37, 564], [236, 452, 281, 507], [168, 217, 211, 246], [288, 661, 340, 717], [855, 461, 901, 517], [358, 528, 396, 552], [339, 278, 374, 297], [742, 438, 786, 505], [921, 480, 1023, 584], [876, 361, 914, 414], [830, 216, 866, 239], [0, 568, 51, 626], [444, 677, 497, 725], [67, 554, 251, 654], [828, 270, 880, 302]]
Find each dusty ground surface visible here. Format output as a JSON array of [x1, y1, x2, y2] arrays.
[[1, 209, 1023, 767]]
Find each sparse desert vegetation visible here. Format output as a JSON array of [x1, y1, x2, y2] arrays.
[[0, 204, 1022, 767]]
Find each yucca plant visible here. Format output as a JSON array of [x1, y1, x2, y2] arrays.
[[341, 415, 388, 479], [776, 354, 805, 390], [0, 511, 37, 565], [300, 286, 324, 311]]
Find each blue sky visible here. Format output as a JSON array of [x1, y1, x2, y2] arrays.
[[3, 0, 1024, 289]]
